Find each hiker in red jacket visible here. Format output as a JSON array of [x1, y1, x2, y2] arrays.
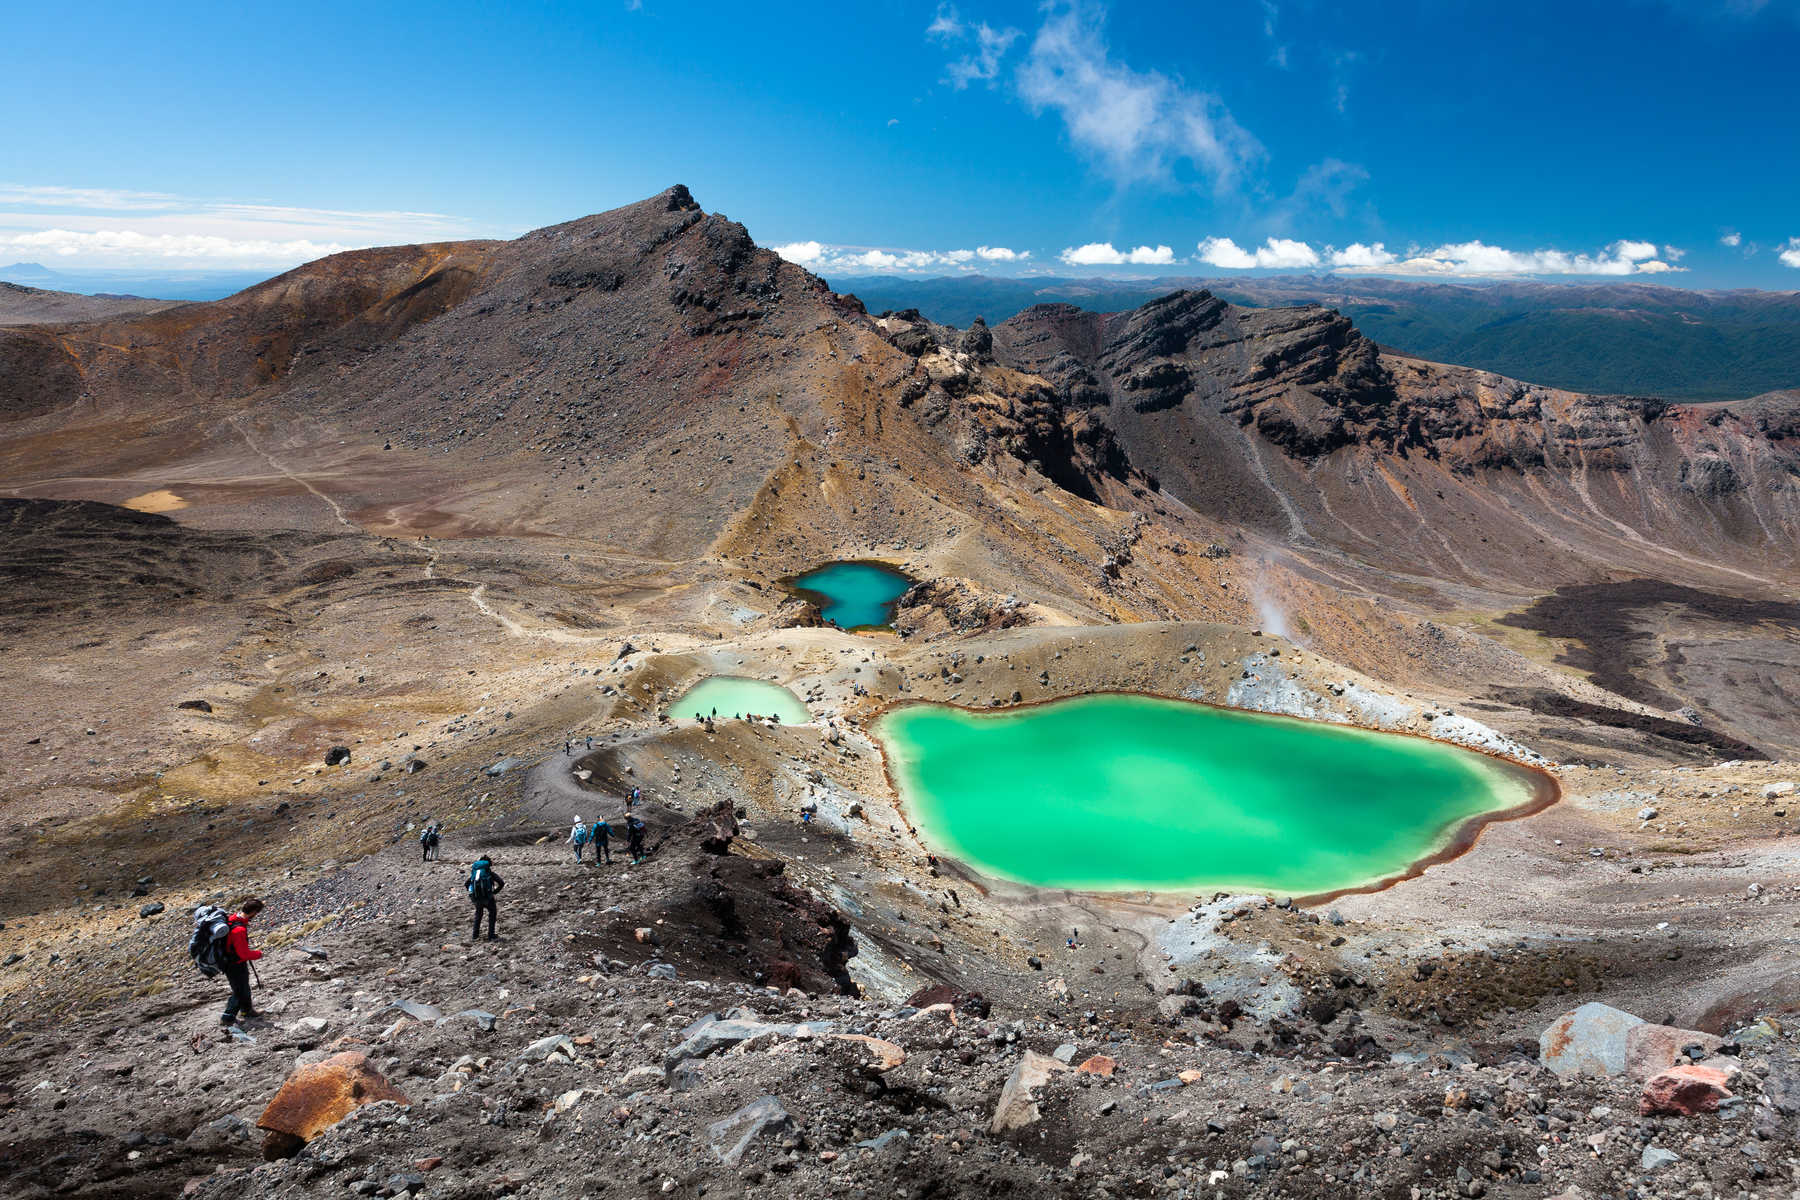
[[221, 897, 265, 1026]]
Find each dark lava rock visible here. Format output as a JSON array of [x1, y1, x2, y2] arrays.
[[325, 746, 352, 766]]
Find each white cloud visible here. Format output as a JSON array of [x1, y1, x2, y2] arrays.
[[772, 240, 826, 265], [1191, 235, 1678, 277], [0, 228, 353, 263], [928, 5, 1021, 89], [0, 183, 477, 268], [846, 250, 901, 270], [1334, 238, 1681, 277], [1328, 242, 1396, 268], [773, 242, 995, 275], [1014, 2, 1260, 190], [1721, 231, 1742, 247], [1780, 238, 1800, 268], [976, 245, 1028, 261], [1058, 242, 1177, 266], [1195, 237, 1256, 269], [1196, 236, 1319, 269]]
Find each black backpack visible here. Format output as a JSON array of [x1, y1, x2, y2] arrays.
[[467, 859, 496, 901], [188, 905, 234, 976]]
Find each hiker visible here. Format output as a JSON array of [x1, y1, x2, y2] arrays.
[[626, 815, 647, 864], [564, 739, 572, 756], [589, 816, 612, 864], [570, 816, 588, 863], [585, 735, 593, 751], [220, 898, 265, 1026], [629, 786, 641, 808], [467, 855, 503, 940], [419, 821, 440, 862]]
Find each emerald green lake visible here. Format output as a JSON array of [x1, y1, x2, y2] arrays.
[[785, 561, 913, 630], [875, 695, 1547, 895], [668, 677, 809, 725]]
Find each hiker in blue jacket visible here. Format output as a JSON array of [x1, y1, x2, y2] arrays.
[[589, 816, 612, 864], [466, 856, 503, 940]]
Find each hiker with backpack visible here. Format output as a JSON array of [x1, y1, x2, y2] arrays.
[[419, 821, 441, 862], [625, 815, 648, 864], [190, 898, 264, 1026], [466, 856, 504, 940], [589, 816, 612, 864], [569, 815, 589, 863]]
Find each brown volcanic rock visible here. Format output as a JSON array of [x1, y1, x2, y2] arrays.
[[0, 240, 499, 421], [256, 1051, 409, 1159]]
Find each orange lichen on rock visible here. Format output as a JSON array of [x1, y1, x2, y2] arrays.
[[257, 1051, 410, 1160]]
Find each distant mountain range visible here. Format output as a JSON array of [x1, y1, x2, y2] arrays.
[[832, 274, 1800, 401], [0, 261, 268, 303]]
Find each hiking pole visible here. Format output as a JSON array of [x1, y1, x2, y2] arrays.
[[250, 961, 265, 989]]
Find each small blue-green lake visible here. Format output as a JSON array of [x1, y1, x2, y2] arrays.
[[875, 694, 1553, 896], [668, 677, 809, 724], [784, 561, 913, 630]]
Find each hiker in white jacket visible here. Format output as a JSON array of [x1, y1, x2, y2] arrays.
[[569, 816, 588, 863]]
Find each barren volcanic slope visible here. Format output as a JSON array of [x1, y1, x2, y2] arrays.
[[0, 190, 1797, 1199]]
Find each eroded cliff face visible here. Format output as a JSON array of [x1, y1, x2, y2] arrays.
[[968, 290, 1800, 584]]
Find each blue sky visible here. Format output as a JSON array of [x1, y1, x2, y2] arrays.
[[5, 0, 1799, 287]]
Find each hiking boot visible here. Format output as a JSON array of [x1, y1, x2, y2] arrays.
[[486, 933, 499, 942]]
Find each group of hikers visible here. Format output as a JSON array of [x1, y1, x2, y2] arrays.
[[568, 812, 648, 864], [192, 726, 661, 1028], [198, 797, 650, 1028]]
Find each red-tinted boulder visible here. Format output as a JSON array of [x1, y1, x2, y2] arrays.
[[1639, 1064, 1733, 1116]]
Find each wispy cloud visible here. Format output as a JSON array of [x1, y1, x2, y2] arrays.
[[927, 4, 1021, 89], [1059, 242, 1176, 266], [1259, 0, 1290, 68], [1779, 238, 1800, 268], [1013, 2, 1261, 190], [1194, 234, 1681, 277], [773, 240, 1022, 274], [0, 182, 477, 268], [1721, 230, 1743, 247]]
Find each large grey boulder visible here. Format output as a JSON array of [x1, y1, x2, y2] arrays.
[[1540, 1003, 1722, 1079]]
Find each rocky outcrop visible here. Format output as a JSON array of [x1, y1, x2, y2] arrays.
[[986, 288, 1800, 578]]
